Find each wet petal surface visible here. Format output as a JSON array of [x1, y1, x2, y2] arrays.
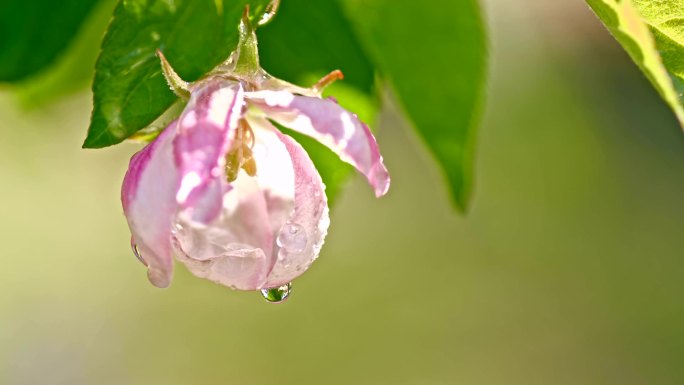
[[246, 90, 390, 197], [174, 78, 244, 222], [263, 127, 330, 287], [121, 122, 180, 288], [173, 123, 298, 290]]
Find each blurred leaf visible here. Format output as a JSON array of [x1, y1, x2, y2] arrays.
[[0, 0, 99, 82], [587, 0, 684, 126], [84, 0, 270, 148], [340, 0, 488, 211], [14, 0, 117, 108], [258, 0, 374, 93], [257, 0, 377, 203]]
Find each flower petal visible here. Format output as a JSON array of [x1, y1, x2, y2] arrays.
[[246, 90, 390, 197], [121, 122, 180, 288], [174, 77, 244, 222], [260, 122, 330, 288], [173, 123, 297, 290], [173, 185, 273, 290]]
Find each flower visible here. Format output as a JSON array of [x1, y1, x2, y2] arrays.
[[121, 9, 390, 291]]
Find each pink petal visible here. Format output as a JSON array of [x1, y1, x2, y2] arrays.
[[173, 124, 297, 290], [174, 77, 244, 222], [173, 186, 273, 290], [260, 122, 330, 288], [121, 122, 180, 288], [246, 90, 390, 197]]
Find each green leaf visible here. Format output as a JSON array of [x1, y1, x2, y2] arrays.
[[13, 0, 118, 108], [0, 0, 100, 82], [257, 0, 375, 93], [586, 0, 684, 126], [339, 0, 488, 211], [84, 0, 270, 148], [257, 0, 377, 203]]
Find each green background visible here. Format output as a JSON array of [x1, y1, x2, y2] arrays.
[[2, 1, 684, 384]]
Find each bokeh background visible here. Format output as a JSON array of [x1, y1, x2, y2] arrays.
[[2, 1, 684, 384]]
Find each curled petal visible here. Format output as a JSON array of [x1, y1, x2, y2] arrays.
[[121, 122, 180, 288], [246, 90, 390, 197], [261, 122, 330, 288], [174, 78, 244, 222]]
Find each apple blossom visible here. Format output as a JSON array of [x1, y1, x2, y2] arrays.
[[121, 7, 389, 296]]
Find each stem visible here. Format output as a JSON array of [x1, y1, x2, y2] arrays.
[[233, 6, 261, 76]]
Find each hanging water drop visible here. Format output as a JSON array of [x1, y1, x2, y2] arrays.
[[261, 282, 292, 303], [276, 222, 307, 254], [130, 239, 147, 266]]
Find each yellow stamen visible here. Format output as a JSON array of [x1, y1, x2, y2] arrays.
[[224, 119, 258, 182]]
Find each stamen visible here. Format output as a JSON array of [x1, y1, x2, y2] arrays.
[[225, 151, 240, 182], [225, 119, 258, 182], [244, 122, 256, 148], [313, 70, 344, 92], [242, 149, 257, 177]]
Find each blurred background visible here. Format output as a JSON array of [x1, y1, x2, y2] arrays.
[[2, 1, 684, 384]]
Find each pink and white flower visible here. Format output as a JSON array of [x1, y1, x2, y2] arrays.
[[121, 13, 389, 291]]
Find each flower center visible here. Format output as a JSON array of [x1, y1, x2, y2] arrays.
[[225, 119, 257, 182]]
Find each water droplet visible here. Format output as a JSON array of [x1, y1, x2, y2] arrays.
[[276, 222, 307, 254], [260, 283, 291, 303], [130, 239, 147, 266], [173, 222, 184, 235]]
